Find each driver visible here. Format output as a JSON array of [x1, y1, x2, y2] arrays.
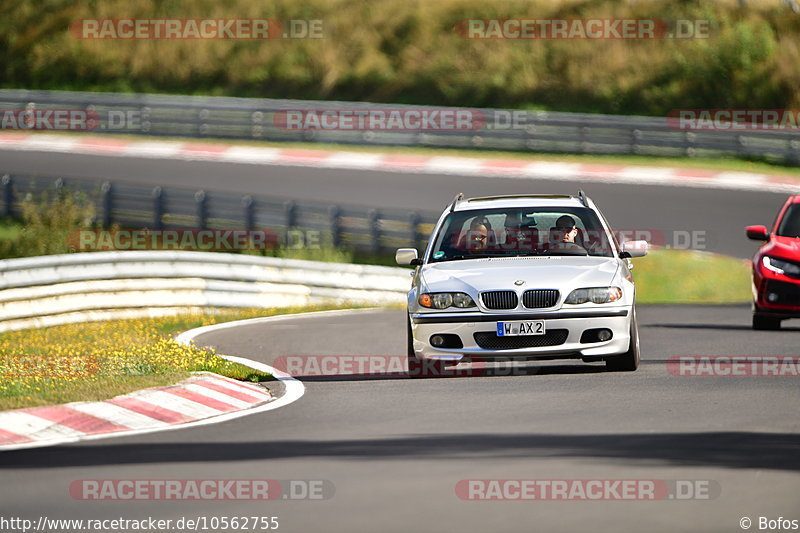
[[549, 215, 585, 252]]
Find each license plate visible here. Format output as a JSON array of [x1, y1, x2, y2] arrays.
[[496, 320, 545, 336]]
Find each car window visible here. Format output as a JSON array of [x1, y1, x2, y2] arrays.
[[777, 204, 800, 238], [429, 207, 614, 262]]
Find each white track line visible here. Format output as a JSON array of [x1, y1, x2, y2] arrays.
[[1, 134, 798, 194], [68, 402, 170, 429], [0, 412, 85, 441]]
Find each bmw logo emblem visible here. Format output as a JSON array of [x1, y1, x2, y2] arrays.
[[514, 280, 525, 286]]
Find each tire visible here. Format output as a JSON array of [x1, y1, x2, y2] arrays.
[[606, 307, 640, 372], [752, 313, 781, 330]]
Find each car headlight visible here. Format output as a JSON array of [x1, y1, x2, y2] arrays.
[[565, 287, 623, 304], [419, 292, 476, 309], [763, 256, 800, 276]]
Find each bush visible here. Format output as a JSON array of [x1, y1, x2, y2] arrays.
[[0, 0, 797, 115], [0, 189, 96, 259]]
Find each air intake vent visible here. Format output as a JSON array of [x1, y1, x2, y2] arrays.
[[522, 289, 559, 309], [474, 330, 569, 350], [481, 291, 518, 310]]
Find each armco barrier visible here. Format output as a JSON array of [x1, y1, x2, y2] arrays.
[[0, 173, 439, 256], [0, 251, 410, 332], [1, 89, 798, 164]]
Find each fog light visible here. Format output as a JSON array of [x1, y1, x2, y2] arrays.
[[768, 293, 779, 302], [580, 328, 613, 343], [428, 334, 464, 349]]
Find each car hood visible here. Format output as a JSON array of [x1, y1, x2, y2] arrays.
[[420, 256, 619, 292], [763, 236, 800, 259]]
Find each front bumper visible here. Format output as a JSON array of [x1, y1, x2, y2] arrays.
[[410, 307, 631, 361]]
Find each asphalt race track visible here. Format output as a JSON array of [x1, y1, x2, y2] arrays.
[[0, 150, 798, 533], [1, 307, 798, 532]]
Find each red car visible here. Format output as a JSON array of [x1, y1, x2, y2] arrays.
[[746, 195, 800, 330]]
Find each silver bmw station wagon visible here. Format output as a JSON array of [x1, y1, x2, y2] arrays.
[[396, 192, 648, 377]]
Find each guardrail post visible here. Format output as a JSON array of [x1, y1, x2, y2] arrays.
[[580, 126, 588, 154], [242, 195, 255, 231], [409, 211, 420, 248], [737, 135, 748, 158], [328, 205, 341, 248], [101, 181, 113, 228], [152, 186, 164, 230], [1, 175, 13, 218], [684, 131, 696, 157], [195, 190, 207, 229], [283, 200, 296, 245], [630, 129, 641, 155], [788, 140, 800, 166], [368, 209, 380, 254]]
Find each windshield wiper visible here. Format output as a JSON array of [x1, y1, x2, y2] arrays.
[[434, 253, 500, 262]]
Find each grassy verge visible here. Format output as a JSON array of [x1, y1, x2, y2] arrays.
[[634, 249, 751, 304], [0, 304, 353, 410]]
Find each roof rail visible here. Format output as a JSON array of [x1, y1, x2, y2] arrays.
[[466, 194, 572, 202], [577, 190, 589, 208], [449, 192, 464, 212]]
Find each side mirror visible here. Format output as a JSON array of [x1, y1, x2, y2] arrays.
[[620, 240, 648, 258], [396, 248, 421, 266], [745, 225, 769, 241]]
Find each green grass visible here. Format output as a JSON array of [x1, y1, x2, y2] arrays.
[[633, 249, 751, 304], [0, 218, 23, 241], [0, 304, 356, 410]]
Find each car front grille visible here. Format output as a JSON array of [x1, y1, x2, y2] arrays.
[[522, 289, 559, 308], [473, 329, 569, 350], [481, 291, 518, 310]]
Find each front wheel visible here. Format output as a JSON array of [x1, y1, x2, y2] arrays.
[[752, 312, 781, 330], [606, 307, 640, 372]]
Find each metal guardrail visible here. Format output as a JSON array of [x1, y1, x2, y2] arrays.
[[0, 173, 440, 255], [1, 89, 799, 165], [0, 251, 409, 332]]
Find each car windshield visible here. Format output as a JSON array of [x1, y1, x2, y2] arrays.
[[428, 206, 615, 262], [777, 204, 800, 238]]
